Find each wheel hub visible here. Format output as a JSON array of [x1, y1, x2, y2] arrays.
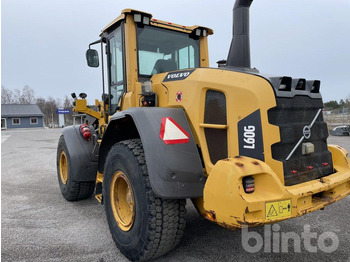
[[110, 171, 135, 231], [59, 151, 68, 185]]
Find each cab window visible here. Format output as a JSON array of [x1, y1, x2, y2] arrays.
[[136, 26, 200, 77], [108, 26, 124, 113]]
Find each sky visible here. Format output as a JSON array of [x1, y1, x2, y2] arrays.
[[2, 0, 350, 104]]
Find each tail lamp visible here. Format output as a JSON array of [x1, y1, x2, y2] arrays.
[[243, 176, 255, 194]]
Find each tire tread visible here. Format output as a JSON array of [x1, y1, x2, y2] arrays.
[[110, 139, 186, 261], [57, 135, 95, 202]]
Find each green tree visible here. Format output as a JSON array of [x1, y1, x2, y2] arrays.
[[346, 95, 350, 108], [324, 100, 340, 110]]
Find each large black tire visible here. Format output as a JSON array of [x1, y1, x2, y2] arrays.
[[56, 135, 95, 201], [103, 139, 186, 261]]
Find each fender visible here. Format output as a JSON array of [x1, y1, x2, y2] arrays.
[[99, 108, 205, 199], [62, 125, 98, 182]]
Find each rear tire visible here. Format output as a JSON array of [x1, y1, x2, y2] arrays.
[[57, 135, 95, 201], [103, 139, 186, 261]]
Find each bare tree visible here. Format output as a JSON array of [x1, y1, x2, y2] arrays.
[[63, 95, 74, 125], [63, 96, 73, 108], [2, 86, 75, 128], [2, 85, 36, 104], [36, 96, 58, 127], [45, 96, 60, 127], [1, 86, 14, 104], [12, 89, 21, 104], [20, 85, 36, 104], [36, 97, 46, 114]]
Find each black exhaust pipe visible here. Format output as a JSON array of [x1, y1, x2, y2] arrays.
[[226, 0, 253, 68]]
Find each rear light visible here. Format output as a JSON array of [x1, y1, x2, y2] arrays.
[[243, 176, 255, 194]]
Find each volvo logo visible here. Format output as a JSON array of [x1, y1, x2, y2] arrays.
[[286, 109, 322, 161], [163, 69, 195, 82], [303, 126, 311, 139]]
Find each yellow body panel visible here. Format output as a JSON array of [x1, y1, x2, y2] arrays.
[[121, 15, 138, 110], [101, 9, 213, 38], [150, 68, 350, 228], [202, 145, 350, 228], [74, 99, 101, 119], [95, 171, 103, 203], [76, 10, 350, 230], [152, 68, 283, 179]]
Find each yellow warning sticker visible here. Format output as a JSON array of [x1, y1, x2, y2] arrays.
[[265, 200, 292, 220]]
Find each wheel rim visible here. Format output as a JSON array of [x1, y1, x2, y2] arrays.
[[110, 171, 135, 231], [59, 151, 68, 185]]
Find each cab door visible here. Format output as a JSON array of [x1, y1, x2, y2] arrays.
[[107, 25, 126, 114]]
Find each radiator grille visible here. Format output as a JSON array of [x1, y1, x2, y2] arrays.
[[268, 96, 333, 186]]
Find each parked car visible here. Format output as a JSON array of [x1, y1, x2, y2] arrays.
[[330, 125, 350, 136]]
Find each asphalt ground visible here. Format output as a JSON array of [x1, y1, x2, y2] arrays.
[[1, 128, 350, 262]]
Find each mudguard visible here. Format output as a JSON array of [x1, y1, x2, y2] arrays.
[[62, 125, 98, 182], [104, 107, 205, 199]]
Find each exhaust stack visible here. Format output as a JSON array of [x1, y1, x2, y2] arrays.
[[226, 0, 253, 68]]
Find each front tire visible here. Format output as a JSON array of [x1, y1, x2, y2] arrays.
[[103, 139, 186, 261], [56, 135, 95, 201]]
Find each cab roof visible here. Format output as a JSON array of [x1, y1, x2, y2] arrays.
[[100, 9, 213, 36]]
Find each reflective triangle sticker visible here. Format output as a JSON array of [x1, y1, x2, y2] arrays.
[[159, 117, 190, 145]]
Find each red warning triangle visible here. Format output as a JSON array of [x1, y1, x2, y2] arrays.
[[159, 117, 190, 145]]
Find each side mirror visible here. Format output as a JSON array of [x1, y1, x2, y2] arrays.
[[86, 49, 99, 67]]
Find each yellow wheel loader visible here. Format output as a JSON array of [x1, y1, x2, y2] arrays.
[[56, 0, 350, 261]]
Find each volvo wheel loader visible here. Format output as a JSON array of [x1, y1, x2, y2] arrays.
[[57, 0, 350, 261]]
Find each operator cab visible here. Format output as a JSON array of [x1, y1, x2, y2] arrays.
[[86, 9, 212, 115], [136, 25, 200, 79]]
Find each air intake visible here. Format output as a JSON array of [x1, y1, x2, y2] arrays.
[[226, 0, 253, 68]]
